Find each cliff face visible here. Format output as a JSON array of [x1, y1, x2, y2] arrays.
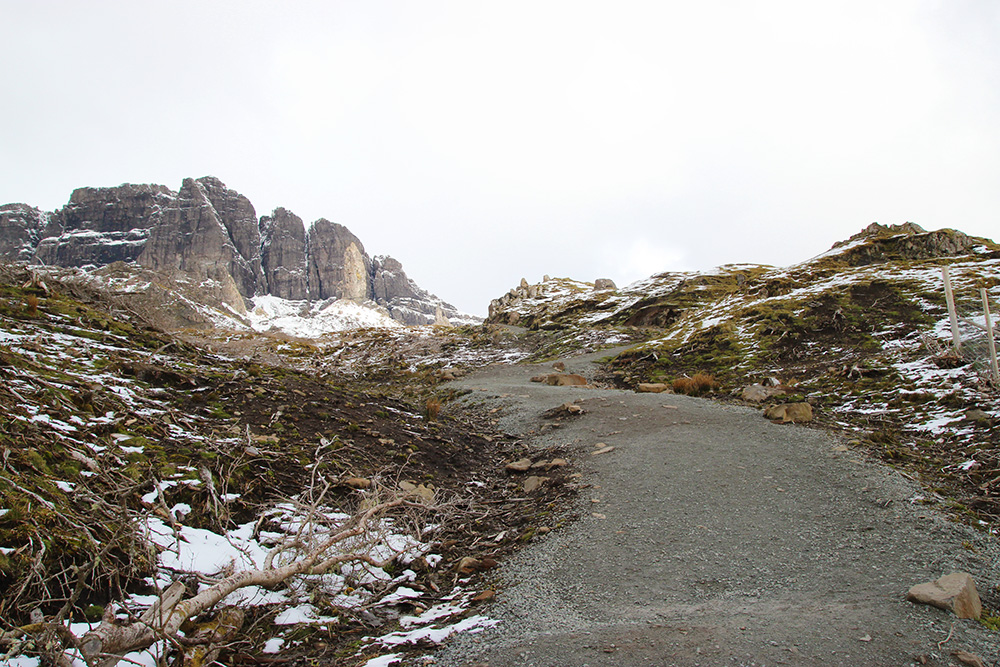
[[306, 219, 371, 302], [259, 207, 308, 301], [0, 204, 50, 262], [1, 176, 476, 325]]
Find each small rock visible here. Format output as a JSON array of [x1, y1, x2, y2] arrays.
[[456, 556, 481, 574], [546, 458, 568, 469], [344, 477, 372, 490], [964, 408, 991, 424], [505, 458, 533, 473], [399, 481, 436, 503], [591, 446, 616, 456], [472, 590, 496, 603], [594, 278, 617, 290], [542, 402, 585, 418], [523, 476, 548, 493], [530, 375, 546, 383], [637, 383, 671, 393], [906, 572, 982, 619], [764, 402, 813, 423], [543, 373, 589, 387], [858, 634, 872, 642], [953, 650, 987, 667], [591, 512, 606, 519], [553, 361, 566, 371]]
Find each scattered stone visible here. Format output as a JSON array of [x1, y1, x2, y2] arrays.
[[455, 557, 481, 574], [953, 650, 987, 667], [543, 373, 589, 387], [591, 445, 616, 456], [542, 402, 585, 418], [344, 477, 371, 490], [553, 361, 566, 371], [530, 375, 546, 383], [547, 458, 568, 469], [472, 590, 496, 603], [741, 383, 787, 402], [637, 383, 671, 394], [523, 476, 548, 493], [906, 572, 982, 619], [964, 408, 992, 424], [591, 512, 606, 519], [505, 458, 533, 473], [764, 402, 813, 423], [399, 481, 436, 503]]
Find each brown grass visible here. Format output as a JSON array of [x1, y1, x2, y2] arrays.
[[672, 372, 719, 396], [425, 397, 442, 422], [24, 295, 38, 317]]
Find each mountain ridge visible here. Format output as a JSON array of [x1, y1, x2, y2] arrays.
[[0, 176, 477, 328]]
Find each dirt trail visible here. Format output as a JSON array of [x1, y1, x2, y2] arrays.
[[436, 350, 1000, 667]]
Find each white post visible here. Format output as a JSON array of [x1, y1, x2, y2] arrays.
[[981, 288, 999, 384], [943, 266, 962, 354]]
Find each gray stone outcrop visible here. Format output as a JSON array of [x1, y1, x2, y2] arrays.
[[259, 207, 308, 300], [138, 178, 252, 312], [35, 184, 174, 267], [306, 219, 371, 302], [0, 204, 50, 262], [0, 176, 478, 326]]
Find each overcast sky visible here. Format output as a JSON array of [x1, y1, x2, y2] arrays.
[[2, 1, 998, 315]]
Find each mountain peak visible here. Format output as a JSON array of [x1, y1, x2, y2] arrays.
[[1, 177, 479, 331]]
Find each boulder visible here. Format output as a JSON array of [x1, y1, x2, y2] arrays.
[[594, 278, 617, 290], [764, 402, 813, 423], [637, 383, 671, 394], [906, 572, 982, 619]]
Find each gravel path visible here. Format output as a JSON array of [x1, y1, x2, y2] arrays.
[[435, 350, 1000, 667]]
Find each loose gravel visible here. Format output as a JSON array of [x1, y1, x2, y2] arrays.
[[433, 350, 1000, 667]]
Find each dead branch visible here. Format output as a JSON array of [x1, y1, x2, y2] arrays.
[[74, 495, 409, 667]]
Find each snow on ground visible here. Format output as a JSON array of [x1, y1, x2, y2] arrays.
[[248, 295, 402, 337]]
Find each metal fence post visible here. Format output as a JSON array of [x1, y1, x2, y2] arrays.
[[942, 266, 962, 354], [981, 288, 999, 383]]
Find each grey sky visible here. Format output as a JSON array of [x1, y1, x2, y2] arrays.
[[2, 1, 998, 315]]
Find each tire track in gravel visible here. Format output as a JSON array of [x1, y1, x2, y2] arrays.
[[435, 349, 1000, 667]]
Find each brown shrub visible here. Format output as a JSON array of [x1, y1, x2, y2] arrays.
[[672, 372, 719, 396], [425, 397, 442, 422], [24, 295, 38, 317]]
